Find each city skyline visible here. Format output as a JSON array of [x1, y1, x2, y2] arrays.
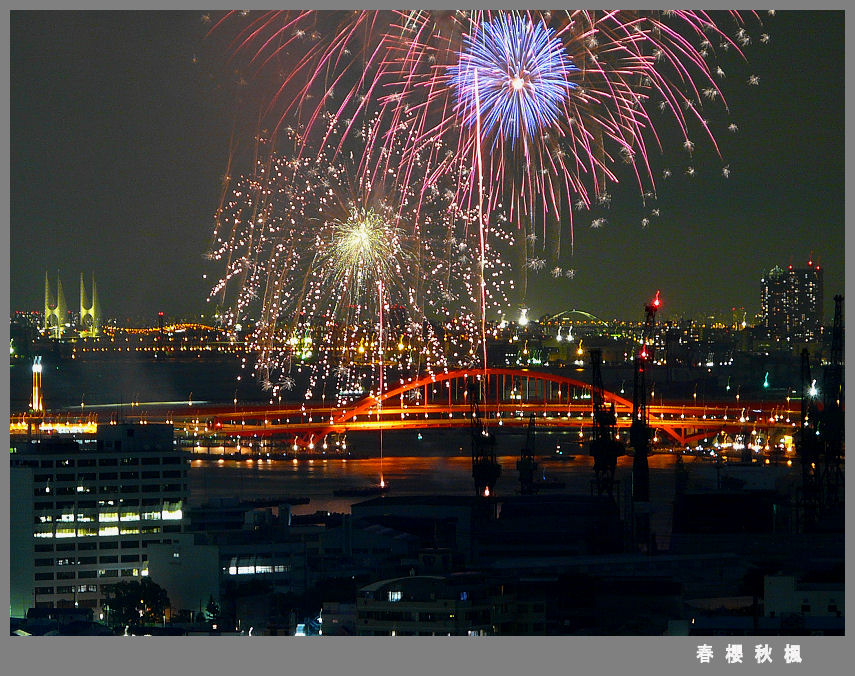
[[6, 10, 847, 653], [9, 11, 845, 322]]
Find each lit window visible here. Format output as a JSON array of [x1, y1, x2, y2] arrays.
[[161, 505, 183, 520], [98, 526, 119, 537], [388, 590, 402, 602], [56, 527, 76, 538], [100, 512, 119, 523]]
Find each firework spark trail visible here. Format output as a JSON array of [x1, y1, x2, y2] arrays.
[[342, 9, 760, 273], [208, 9, 766, 390], [213, 11, 764, 248], [448, 14, 579, 152], [207, 118, 516, 403], [473, 68, 487, 381]]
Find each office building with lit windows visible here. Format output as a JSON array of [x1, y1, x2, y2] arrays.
[[10, 423, 187, 617], [760, 261, 824, 344]]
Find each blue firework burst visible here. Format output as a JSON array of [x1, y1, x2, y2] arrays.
[[448, 14, 578, 148]]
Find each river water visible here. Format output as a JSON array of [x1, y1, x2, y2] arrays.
[[188, 443, 803, 554], [188, 451, 685, 531]]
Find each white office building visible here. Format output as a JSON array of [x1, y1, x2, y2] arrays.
[[10, 423, 187, 617]]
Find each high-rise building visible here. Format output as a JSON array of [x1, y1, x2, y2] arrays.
[[760, 260, 824, 343], [10, 424, 187, 618]]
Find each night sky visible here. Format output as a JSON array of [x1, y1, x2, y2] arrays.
[[10, 11, 845, 323]]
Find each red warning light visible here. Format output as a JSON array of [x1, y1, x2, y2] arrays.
[[158, 312, 164, 317], [652, 290, 661, 308], [788, 265, 793, 270]]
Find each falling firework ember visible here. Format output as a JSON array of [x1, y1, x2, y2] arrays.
[[207, 119, 516, 403]]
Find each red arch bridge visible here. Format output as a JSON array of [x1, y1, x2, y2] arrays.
[[172, 368, 802, 451]]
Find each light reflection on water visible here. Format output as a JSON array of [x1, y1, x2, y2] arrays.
[[189, 452, 686, 516]]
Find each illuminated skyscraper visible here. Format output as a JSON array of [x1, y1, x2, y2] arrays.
[[761, 260, 824, 343]]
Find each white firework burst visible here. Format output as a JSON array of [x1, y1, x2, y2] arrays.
[[722, 165, 731, 178], [728, 123, 739, 133], [565, 269, 576, 280], [591, 218, 607, 229], [747, 74, 760, 86], [550, 267, 563, 278], [527, 258, 546, 271]]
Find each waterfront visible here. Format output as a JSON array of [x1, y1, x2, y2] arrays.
[[188, 450, 802, 546], [9, 357, 270, 412]]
